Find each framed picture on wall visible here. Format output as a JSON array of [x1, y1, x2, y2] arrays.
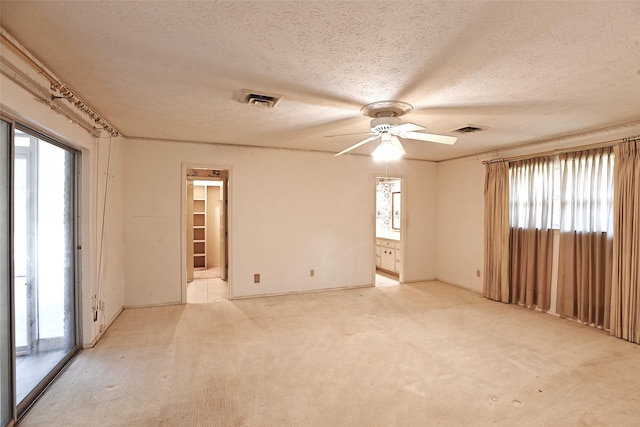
[[392, 192, 400, 230]]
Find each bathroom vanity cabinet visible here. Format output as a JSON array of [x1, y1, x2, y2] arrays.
[[376, 238, 401, 274]]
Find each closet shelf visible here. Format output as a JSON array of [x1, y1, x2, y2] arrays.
[[192, 185, 207, 269]]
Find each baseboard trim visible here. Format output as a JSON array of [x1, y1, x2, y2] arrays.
[[84, 305, 124, 349], [230, 283, 374, 300], [401, 277, 437, 285], [123, 301, 183, 309], [434, 278, 483, 294]]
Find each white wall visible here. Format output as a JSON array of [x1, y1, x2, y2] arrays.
[[401, 161, 438, 283], [93, 138, 125, 338], [436, 158, 485, 292], [123, 139, 438, 305], [0, 46, 125, 346], [206, 185, 221, 268]]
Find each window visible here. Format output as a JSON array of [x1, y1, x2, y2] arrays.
[[559, 150, 614, 234], [509, 157, 560, 230], [509, 152, 614, 233]]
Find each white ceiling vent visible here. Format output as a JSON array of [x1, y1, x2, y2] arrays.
[[240, 89, 283, 108], [451, 124, 485, 134]]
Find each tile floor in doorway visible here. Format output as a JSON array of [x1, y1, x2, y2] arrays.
[[188, 267, 228, 303], [375, 270, 399, 286]]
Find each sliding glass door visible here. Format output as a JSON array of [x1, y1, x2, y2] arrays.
[[0, 119, 79, 425], [13, 127, 78, 416], [0, 119, 12, 427]]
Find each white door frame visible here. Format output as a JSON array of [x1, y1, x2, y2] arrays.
[[373, 175, 406, 284], [180, 163, 232, 303]]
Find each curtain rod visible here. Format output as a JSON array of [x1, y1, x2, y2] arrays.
[[482, 134, 639, 165], [0, 33, 59, 88], [0, 67, 97, 136], [1, 30, 121, 138]]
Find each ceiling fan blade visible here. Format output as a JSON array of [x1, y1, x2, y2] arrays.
[[402, 131, 457, 145], [334, 135, 380, 157], [325, 131, 374, 138], [390, 122, 425, 134]]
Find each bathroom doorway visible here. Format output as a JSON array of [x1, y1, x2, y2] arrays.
[[184, 168, 229, 303], [375, 177, 402, 286]]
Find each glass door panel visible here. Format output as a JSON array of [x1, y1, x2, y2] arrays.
[[0, 119, 13, 427], [14, 129, 76, 409], [13, 154, 29, 351]]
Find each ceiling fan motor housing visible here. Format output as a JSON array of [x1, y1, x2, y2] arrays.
[[370, 116, 401, 133], [361, 100, 413, 118]]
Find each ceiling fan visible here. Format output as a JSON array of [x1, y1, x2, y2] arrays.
[[329, 100, 457, 159]]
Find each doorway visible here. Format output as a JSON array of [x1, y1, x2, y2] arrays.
[[184, 168, 229, 303], [375, 177, 402, 286]]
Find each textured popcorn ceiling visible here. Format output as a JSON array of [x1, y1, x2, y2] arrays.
[[1, 1, 639, 161]]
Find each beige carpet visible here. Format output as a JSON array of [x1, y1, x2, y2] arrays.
[[20, 281, 640, 426]]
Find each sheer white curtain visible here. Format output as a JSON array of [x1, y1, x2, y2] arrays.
[[508, 157, 555, 310], [557, 148, 614, 328], [610, 137, 640, 343], [484, 161, 510, 303]]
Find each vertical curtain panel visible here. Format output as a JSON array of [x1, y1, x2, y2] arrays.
[[484, 161, 510, 303], [509, 228, 553, 310], [557, 148, 614, 329], [508, 157, 555, 310], [557, 231, 613, 327], [610, 137, 640, 343]]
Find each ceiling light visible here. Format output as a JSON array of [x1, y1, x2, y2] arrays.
[[372, 134, 406, 161]]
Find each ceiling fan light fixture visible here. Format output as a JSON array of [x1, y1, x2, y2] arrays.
[[332, 100, 454, 157], [372, 134, 405, 161]]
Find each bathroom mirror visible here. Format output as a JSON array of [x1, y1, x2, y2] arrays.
[[392, 192, 400, 230]]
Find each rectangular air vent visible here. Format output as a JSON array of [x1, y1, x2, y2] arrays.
[[240, 89, 283, 108], [452, 124, 484, 134]]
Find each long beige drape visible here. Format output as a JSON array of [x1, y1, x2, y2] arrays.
[[557, 232, 612, 328], [484, 161, 509, 303], [557, 148, 614, 329], [510, 228, 553, 310], [610, 137, 640, 343], [508, 157, 554, 310]]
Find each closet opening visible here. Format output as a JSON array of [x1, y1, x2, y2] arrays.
[[375, 176, 402, 286], [184, 168, 229, 303]]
